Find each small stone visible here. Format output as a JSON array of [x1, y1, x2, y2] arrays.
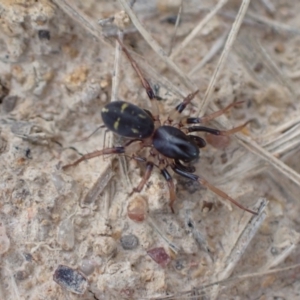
[[173, 258, 187, 271], [38, 30, 50, 40], [57, 219, 75, 250], [15, 270, 27, 280], [120, 234, 139, 250], [127, 196, 147, 222], [2, 95, 18, 113], [253, 62, 264, 73], [79, 259, 95, 276], [157, 0, 182, 13], [113, 11, 130, 30], [64, 66, 89, 92], [147, 247, 171, 268], [274, 42, 285, 54], [53, 265, 87, 295]]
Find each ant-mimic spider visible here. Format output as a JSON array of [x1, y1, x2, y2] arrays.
[[63, 38, 258, 215]]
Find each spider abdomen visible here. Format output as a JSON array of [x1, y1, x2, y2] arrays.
[[153, 126, 199, 162], [101, 101, 155, 138]]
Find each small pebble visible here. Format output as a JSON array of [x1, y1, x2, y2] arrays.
[[274, 42, 285, 54], [57, 219, 75, 250], [79, 259, 95, 276], [2, 95, 18, 113], [147, 247, 171, 268], [53, 265, 87, 295], [120, 234, 139, 250], [127, 196, 147, 222], [38, 30, 51, 40]]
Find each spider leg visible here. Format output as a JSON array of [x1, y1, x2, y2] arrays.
[[188, 135, 206, 148], [128, 154, 176, 213], [171, 165, 258, 215], [130, 161, 154, 195], [167, 90, 199, 123], [116, 37, 160, 119], [180, 101, 244, 126], [187, 121, 249, 136], [160, 168, 176, 213], [174, 159, 196, 173], [62, 140, 144, 170]]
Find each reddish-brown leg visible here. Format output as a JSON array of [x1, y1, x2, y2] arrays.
[[130, 157, 176, 213], [130, 162, 154, 195], [117, 37, 160, 120], [62, 140, 144, 170], [167, 90, 199, 124], [198, 177, 258, 215], [180, 101, 244, 126], [172, 165, 258, 215], [161, 168, 176, 213]]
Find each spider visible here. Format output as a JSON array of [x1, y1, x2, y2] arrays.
[[62, 38, 257, 215]]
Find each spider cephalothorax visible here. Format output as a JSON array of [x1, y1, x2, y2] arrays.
[[63, 38, 257, 215]]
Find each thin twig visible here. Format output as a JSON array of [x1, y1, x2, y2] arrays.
[[118, 0, 196, 93], [170, 0, 229, 60], [188, 29, 229, 76], [111, 31, 123, 102], [247, 10, 300, 35], [167, 0, 183, 56], [260, 116, 300, 143], [259, 0, 276, 14], [196, 0, 252, 116], [53, 0, 110, 46], [148, 262, 300, 299], [209, 198, 268, 299], [237, 133, 300, 187], [147, 215, 180, 254], [256, 40, 296, 99]]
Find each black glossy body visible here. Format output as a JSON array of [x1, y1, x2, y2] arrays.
[[101, 101, 155, 139], [102, 102, 201, 162], [153, 126, 200, 162]]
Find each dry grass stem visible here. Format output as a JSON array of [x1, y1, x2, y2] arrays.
[[167, 0, 183, 56], [118, 0, 197, 93], [209, 198, 268, 299], [53, 0, 110, 46], [188, 29, 229, 76], [264, 124, 300, 153], [247, 10, 300, 35], [259, 0, 276, 14], [111, 32, 123, 102], [196, 0, 251, 116], [83, 165, 114, 205], [169, 0, 229, 60], [147, 216, 180, 254], [256, 41, 296, 99], [260, 243, 297, 272], [237, 133, 300, 188], [260, 116, 300, 143]]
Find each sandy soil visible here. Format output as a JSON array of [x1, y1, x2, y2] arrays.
[[0, 0, 300, 299]]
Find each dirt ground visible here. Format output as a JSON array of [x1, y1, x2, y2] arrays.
[[1, 0, 300, 299]]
